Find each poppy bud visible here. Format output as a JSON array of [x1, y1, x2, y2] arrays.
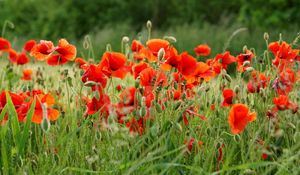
[[154, 102, 162, 113], [173, 122, 182, 133], [106, 44, 112, 52], [264, 32, 269, 41], [242, 61, 251, 67], [163, 36, 177, 43], [243, 45, 248, 53], [245, 67, 254, 73], [157, 48, 165, 61], [234, 85, 240, 94], [141, 96, 146, 107], [84, 81, 97, 87], [122, 36, 129, 43], [41, 103, 50, 133], [173, 100, 181, 110], [146, 20, 152, 30], [135, 78, 140, 88], [139, 106, 146, 116], [224, 74, 232, 82]]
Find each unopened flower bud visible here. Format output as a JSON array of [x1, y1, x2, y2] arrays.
[[139, 106, 146, 116], [224, 74, 232, 82], [155, 102, 162, 113], [157, 48, 165, 61], [245, 67, 255, 73], [122, 36, 129, 43], [264, 32, 269, 41], [146, 20, 152, 29], [243, 45, 248, 52], [234, 85, 240, 94], [243, 61, 251, 67], [163, 36, 177, 43], [84, 81, 97, 87]]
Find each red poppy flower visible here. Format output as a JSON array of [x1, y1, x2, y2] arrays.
[[126, 117, 144, 135], [146, 39, 170, 56], [194, 44, 211, 56], [21, 69, 33, 80], [139, 67, 167, 87], [31, 40, 55, 61], [99, 52, 127, 79], [0, 38, 11, 52], [222, 89, 235, 107], [75, 57, 89, 69], [177, 52, 197, 76], [273, 95, 298, 113], [82, 64, 107, 90], [85, 94, 110, 116], [236, 49, 255, 72], [132, 61, 148, 79], [17, 92, 59, 124], [120, 87, 136, 106], [247, 71, 269, 93], [23, 40, 36, 52], [47, 39, 77, 65], [215, 51, 236, 70], [131, 40, 144, 52], [8, 49, 30, 65], [228, 104, 256, 134]]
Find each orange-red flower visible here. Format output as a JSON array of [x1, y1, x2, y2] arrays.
[[132, 61, 148, 79], [75, 57, 88, 69], [47, 39, 77, 65], [85, 94, 110, 116], [273, 95, 298, 113], [139, 67, 167, 87], [228, 104, 256, 134], [194, 44, 211, 56], [21, 69, 33, 80], [214, 51, 236, 70], [247, 71, 269, 93], [31, 40, 55, 61], [222, 89, 235, 107], [81, 64, 107, 90], [23, 40, 36, 52], [146, 39, 170, 56], [0, 38, 11, 52], [9, 51, 30, 65], [236, 49, 255, 72], [99, 52, 127, 79], [131, 40, 144, 52], [177, 52, 197, 76]]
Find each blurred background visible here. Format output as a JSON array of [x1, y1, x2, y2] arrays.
[[0, 0, 299, 58]]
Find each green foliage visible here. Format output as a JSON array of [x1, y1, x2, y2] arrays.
[[0, 0, 299, 40]]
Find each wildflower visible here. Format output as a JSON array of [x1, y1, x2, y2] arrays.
[[47, 39, 77, 65], [222, 89, 235, 107], [21, 69, 33, 80], [146, 39, 170, 56], [0, 38, 11, 52], [31, 40, 55, 61], [228, 104, 256, 134], [194, 44, 211, 56], [99, 51, 127, 79]]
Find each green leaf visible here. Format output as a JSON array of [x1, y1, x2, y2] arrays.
[[19, 99, 36, 156], [5, 91, 21, 153]]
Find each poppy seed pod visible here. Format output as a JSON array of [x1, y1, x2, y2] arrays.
[[146, 20, 152, 29]]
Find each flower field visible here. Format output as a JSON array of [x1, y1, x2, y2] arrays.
[[0, 22, 300, 174]]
